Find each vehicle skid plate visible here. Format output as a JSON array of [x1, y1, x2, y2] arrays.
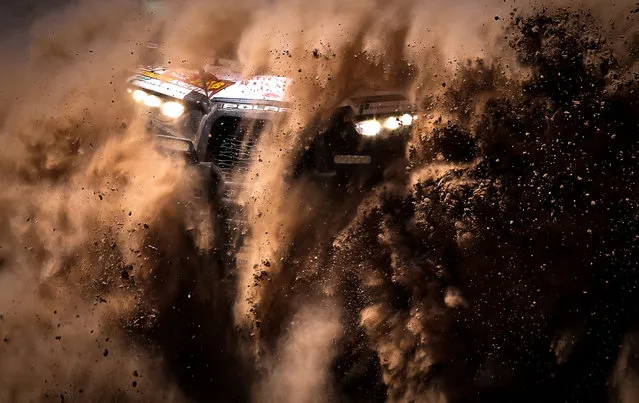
[[333, 155, 372, 165]]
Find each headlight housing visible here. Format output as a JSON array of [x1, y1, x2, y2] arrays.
[[129, 89, 185, 119], [355, 120, 383, 137]]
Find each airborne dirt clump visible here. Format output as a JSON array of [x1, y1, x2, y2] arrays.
[[0, 1, 639, 403]]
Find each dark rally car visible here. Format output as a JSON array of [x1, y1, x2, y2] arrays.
[[126, 63, 415, 257]]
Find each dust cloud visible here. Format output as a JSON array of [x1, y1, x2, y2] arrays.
[[0, 0, 209, 401], [1, 0, 638, 402]]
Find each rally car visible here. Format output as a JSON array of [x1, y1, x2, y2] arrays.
[[126, 62, 415, 257]]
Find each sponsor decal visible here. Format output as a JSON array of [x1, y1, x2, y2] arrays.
[[127, 77, 192, 100], [220, 103, 288, 112]]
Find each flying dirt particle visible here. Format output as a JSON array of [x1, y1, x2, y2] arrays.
[[103, 349, 109, 357], [495, 16, 500, 20], [143, 223, 149, 229], [444, 288, 468, 308], [133, 370, 138, 377], [3, 338, 8, 344], [121, 270, 130, 280], [55, 336, 62, 341], [132, 381, 137, 388]]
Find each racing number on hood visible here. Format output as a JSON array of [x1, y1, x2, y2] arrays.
[[186, 71, 234, 95], [203, 79, 232, 93]]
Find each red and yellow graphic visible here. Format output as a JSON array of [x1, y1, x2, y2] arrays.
[[139, 69, 234, 96]]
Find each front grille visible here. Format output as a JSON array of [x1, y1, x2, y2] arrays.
[[206, 116, 268, 180], [215, 135, 258, 177], [206, 116, 270, 252]]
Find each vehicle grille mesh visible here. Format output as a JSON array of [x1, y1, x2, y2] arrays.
[[216, 135, 258, 177]]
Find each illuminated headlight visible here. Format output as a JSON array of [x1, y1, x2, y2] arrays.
[[400, 113, 413, 126], [144, 94, 162, 108], [160, 101, 185, 119], [384, 117, 401, 130], [132, 89, 148, 102], [355, 120, 382, 137]]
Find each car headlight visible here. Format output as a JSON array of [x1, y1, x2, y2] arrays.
[[144, 94, 162, 108], [355, 120, 382, 137], [400, 113, 413, 126], [132, 89, 148, 102], [383, 117, 401, 130], [160, 101, 185, 119]]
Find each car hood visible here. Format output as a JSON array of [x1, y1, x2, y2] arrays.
[[128, 67, 290, 103]]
